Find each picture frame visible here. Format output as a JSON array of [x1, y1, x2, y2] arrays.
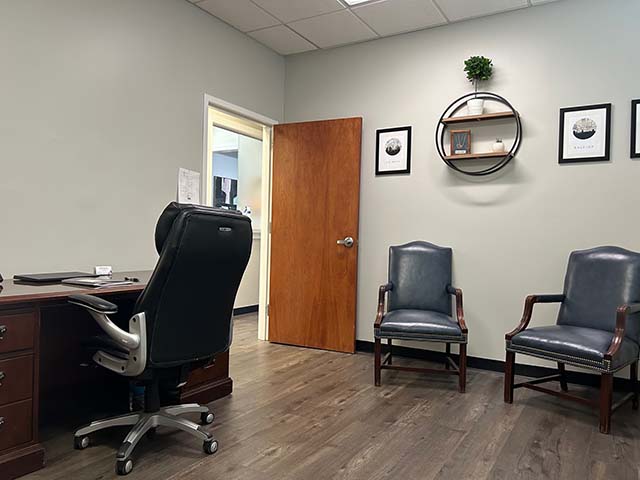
[[375, 126, 411, 175], [559, 103, 611, 164], [450, 129, 471, 155], [632, 99, 640, 159]]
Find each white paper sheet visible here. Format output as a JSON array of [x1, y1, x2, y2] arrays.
[[177, 168, 201, 204]]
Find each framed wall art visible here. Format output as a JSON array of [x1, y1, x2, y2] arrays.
[[632, 99, 639, 158], [559, 103, 611, 163], [450, 129, 471, 155], [375, 126, 411, 175]]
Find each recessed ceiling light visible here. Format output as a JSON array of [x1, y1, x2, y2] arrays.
[[342, 0, 377, 6]]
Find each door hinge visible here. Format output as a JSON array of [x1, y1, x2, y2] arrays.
[[266, 304, 270, 317]]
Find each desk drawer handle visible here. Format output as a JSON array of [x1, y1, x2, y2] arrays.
[[0, 325, 6, 340], [0, 417, 4, 428], [0, 371, 4, 386]]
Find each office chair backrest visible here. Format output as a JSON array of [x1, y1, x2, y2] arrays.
[[558, 246, 640, 343], [135, 203, 252, 367], [388, 241, 452, 315]]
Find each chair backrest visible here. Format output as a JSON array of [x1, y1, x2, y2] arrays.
[[557, 246, 640, 343], [135, 203, 252, 367], [387, 241, 452, 314]]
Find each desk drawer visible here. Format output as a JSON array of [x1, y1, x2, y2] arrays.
[[0, 399, 33, 452], [185, 353, 228, 389], [0, 356, 33, 406], [0, 312, 36, 355]]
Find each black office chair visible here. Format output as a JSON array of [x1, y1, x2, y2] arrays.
[[68, 203, 252, 475], [505, 246, 640, 434], [374, 241, 468, 392]]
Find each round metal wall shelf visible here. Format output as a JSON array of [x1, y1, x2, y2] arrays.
[[436, 92, 522, 176]]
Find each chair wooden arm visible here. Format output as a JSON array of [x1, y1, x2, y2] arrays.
[[374, 283, 393, 329], [447, 285, 467, 334], [505, 294, 565, 340], [605, 303, 640, 360]]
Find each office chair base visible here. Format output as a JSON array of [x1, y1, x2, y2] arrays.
[[74, 403, 217, 476]]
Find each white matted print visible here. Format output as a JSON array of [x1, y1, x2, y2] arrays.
[[559, 103, 611, 163], [376, 126, 411, 175]]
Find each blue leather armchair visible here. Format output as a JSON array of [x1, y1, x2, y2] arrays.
[[505, 246, 640, 434], [374, 241, 468, 392]]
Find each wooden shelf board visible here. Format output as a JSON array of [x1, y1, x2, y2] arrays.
[[445, 152, 510, 161], [442, 111, 516, 124]]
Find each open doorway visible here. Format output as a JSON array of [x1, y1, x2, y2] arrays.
[[202, 95, 276, 341]]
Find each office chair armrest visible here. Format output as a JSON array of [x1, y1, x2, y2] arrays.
[[605, 302, 640, 360], [505, 294, 565, 340], [446, 285, 467, 334], [69, 294, 118, 314], [69, 294, 140, 350], [374, 283, 393, 329]]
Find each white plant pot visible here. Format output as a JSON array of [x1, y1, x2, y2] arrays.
[[467, 98, 485, 116], [492, 141, 505, 153]]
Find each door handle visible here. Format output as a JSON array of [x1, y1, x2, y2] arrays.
[[337, 237, 355, 248], [0, 325, 6, 340]]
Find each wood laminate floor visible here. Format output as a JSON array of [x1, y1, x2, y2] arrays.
[[26, 314, 640, 480]]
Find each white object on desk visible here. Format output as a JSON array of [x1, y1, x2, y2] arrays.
[[94, 265, 113, 276], [177, 168, 201, 204]]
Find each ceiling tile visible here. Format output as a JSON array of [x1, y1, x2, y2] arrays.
[[248, 25, 318, 55], [197, 0, 280, 32], [354, 0, 447, 36], [434, 0, 528, 22], [252, 0, 345, 23], [288, 10, 378, 49]]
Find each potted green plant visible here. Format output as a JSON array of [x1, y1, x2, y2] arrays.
[[464, 55, 493, 115]]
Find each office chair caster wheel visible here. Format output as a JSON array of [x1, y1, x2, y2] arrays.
[[200, 412, 215, 425], [74, 435, 90, 450], [203, 439, 218, 455], [116, 458, 134, 476], [146, 427, 157, 440]]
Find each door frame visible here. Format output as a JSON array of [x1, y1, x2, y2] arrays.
[[202, 94, 277, 341]]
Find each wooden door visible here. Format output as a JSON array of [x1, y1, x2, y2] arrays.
[[269, 118, 362, 353]]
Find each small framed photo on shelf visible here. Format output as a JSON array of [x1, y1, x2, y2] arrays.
[[375, 126, 411, 175], [450, 129, 471, 155], [559, 103, 611, 163], [632, 99, 640, 158]]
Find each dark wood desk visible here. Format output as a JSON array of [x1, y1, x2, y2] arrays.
[[0, 271, 232, 479]]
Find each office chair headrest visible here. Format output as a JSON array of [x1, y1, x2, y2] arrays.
[[154, 202, 247, 254], [155, 203, 190, 254]]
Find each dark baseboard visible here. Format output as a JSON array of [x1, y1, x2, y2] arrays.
[[356, 340, 634, 391], [233, 304, 258, 316]]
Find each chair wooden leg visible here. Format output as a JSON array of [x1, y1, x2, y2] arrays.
[[458, 343, 467, 393], [558, 362, 569, 392], [599, 373, 613, 434], [445, 343, 451, 370], [504, 351, 515, 404], [374, 337, 382, 387], [631, 361, 639, 411], [387, 339, 393, 366]]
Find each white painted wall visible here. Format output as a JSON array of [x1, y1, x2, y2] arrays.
[[237, 135, 264, 229], [236, 238, 261, 308], [0, 0, 284, 277], [284, 0, 640, 366], [233, 135, 263, 308]]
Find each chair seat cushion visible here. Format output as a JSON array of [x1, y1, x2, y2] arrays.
[[508, 325, 640, 372], [377, 309, 465, 342]]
